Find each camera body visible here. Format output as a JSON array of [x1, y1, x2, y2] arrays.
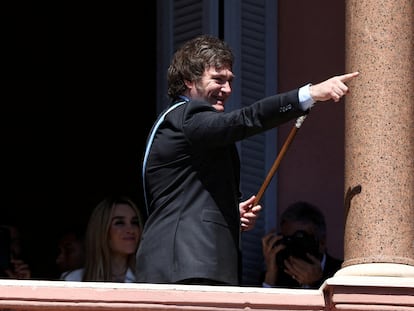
[[275, 230, 321, 269]]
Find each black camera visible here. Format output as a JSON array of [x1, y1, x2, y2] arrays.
[[275, 230, 321, 269], [0, 226, 11, 271]]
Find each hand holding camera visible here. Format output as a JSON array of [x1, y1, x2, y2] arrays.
[[0, 227, 11, 272], [274, 230, 323, 286], [261, 230, 287, 285], [0, 225, 32, 279], [274, 230, 321, 267], [282, 251, 323, 286]]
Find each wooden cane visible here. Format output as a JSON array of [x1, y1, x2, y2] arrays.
[[253, 115, 307, 205]]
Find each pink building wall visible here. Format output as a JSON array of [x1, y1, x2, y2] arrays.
[[277, 0, 347, 260]]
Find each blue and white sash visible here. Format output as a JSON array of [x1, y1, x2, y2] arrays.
[[142, 100, 187, 214]]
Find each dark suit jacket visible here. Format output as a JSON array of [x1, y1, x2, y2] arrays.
[[136, 90, 306, 285]]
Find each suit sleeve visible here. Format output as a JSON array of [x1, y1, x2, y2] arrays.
[[183, 89, 307, 147]]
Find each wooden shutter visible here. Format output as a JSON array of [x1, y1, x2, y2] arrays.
[[156, 0, 219, 112], [225, 0, 278, 286]]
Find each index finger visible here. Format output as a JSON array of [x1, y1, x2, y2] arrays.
[[338, 71, 360, 82]]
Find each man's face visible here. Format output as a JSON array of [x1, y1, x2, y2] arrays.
[[185, 66, 234, 112], [56, 233, 85, 272]]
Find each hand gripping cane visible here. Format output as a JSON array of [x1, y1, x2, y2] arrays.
[[253, 115, 307, 206]]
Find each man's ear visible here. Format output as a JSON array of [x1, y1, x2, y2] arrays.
[[184, 80, 193, 89], [318, 236, 327, 253]]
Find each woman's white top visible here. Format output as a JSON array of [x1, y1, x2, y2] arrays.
[[63, 268, 136, 283]]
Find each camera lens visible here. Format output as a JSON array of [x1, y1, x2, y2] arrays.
[[275, 230, 320, 267]]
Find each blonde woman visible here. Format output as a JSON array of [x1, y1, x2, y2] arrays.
[[64, 195, 143, 282]]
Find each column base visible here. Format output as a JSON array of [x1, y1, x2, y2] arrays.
[[336, 262, 414, 277]]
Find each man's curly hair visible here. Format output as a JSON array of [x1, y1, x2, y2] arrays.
[[167, 34, 234, 101]]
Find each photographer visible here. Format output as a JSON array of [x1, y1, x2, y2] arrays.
[[261, 201, 342, 289]]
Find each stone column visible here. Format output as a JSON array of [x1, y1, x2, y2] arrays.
[[341, 0, 414, 276]]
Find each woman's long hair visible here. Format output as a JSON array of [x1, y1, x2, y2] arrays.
[[82, 195, 143, 282]]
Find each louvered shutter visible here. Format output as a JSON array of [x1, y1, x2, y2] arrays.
[[156, 0, 220, 112], [225, 0, 279, 287]]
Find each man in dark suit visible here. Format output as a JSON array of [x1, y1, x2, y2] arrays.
[[136, 34, 358, 285], [261, 201, 343, 288]]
